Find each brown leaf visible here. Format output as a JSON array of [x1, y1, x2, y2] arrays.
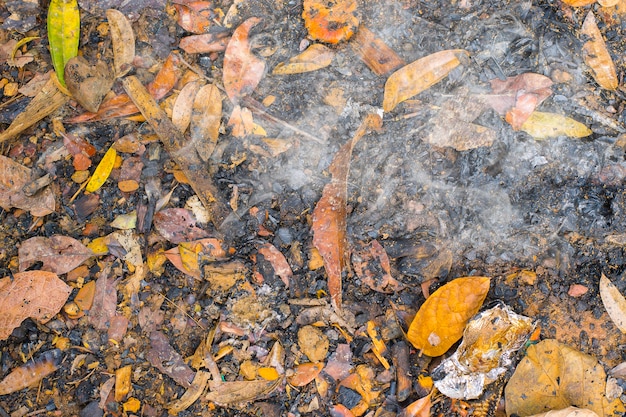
[[406, 276, 490, 357], [106, 9, 135, 77], [383, 49, 469, 112], [87, 264, 119, 331], [153, 208, 210, 243], [179, 32, 230, 54], [272, 44, 335, 75], [398, 393, 432, 417], [205, 378, 281, 405], [173, 1, 214, 34], [19, 235, 94, 275], [312, 114, 382, 310], [0, 271, 71, 340], [147, 331, 195, 388], [599, 273, 626, 333], [352, 240, 406, 293], [351, 26, 405, 76], [167, 370, 211, 414], [65, 56, 114, 113], [257, 243, 292, 288], [172, 80, 204, 134], [190, 83, 222, 161], [223, 17, 265, 102], [0, 155, 56, 216], [505, 339, 625, 417], [582, 11, 618, 90], [0, 349, 62, 395]]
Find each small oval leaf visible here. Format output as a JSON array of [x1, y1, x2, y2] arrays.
[[86, 146, 117, 193], [600, 273, 626, 333]]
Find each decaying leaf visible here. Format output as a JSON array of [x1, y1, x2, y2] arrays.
[[87, 264, 118, 331], [525, 408, 600, 417], [106, 9, 135, 77], [383, 49, 469, 112], [65, 56, 114, 113], [0, 271, 71, 340], [0, 155, 56, 216], [272, 44, 335, 75], [398, 393, 432, 417], [164, 237, 227, 278], [505, 339, 625, 417], [223, 17, 266, 102], [227, 105, 266, 137], [287, 362, 324, 387], [351, 26, 405, 76], [115, 365, 132, 401], [600, 273, 626, 333], [173, 1, 214, 34], [257, 243, 292, 288], [298, 325, 330, 363], [86, 146, 117, 193], [520, 111, 592, 139], [19, 235, 94, 274], [147, 331, 195, 388], [352, 240, 406, 293], [406, 276, 490, 357], [179, 32, 230, 54], [581, 11, 618, 91], [0, 349, 62, 395], [190, 83, 222, 161], [153, 208, 210, 244], [302, 0, 359, 44], [47, 0, 80, 86], [312, 114, 382, 310], [205, 378, 281, 406], [172, 80, 204, 134], [167, 370, 211, 414]]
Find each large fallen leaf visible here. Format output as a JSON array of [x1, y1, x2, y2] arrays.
[[167, 370, 210, 414], [65, 56, 114, 112], [272, 44, 335, 75], [0, 155, 56, 216], [223, 17, 265, 102], [205, 378, 281, 405], [312, 114, 382, 310], [505, 339, 625, 417], [526, 408, 599, 417], [190, 83, 222, 161], [406, 276, 490, 357], [87, 264, 119, 331], [47, 0, 80, 86], [581, 11, 618, 91], [302, 0, 359, 44], [599, 273, 626, 333], [520, 111, 592, 139], [19, 235, 94, 274], [0, 76, 68, 143], [146, 331, 195, 388], [0, 271, 71, 340], [0, 349, 62, 395], [153, 208, 209, 243], [106, 9, 135, 78], [383, 49, 469, 112]]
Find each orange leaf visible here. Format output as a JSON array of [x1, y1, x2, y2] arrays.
[[406, 276, 490, 357], [74, 280, 96, 312], [582, 11, 618, 90], [312, 114, 382, 310], [172, 80, 203, 134], [302, 0, 359, 44], [179, 32, 230, 54], [173, 1, 214, 34], [351, 26, 405, 76], [383, 49, 469, 112], [398, 393, 432, 417], [223, 17, 265, 102], [0, 271, 71, 340], [287, 362, 324, 387], [272, 44, 335, 75], [257, 243, 292, 288], [0, 349, 62, 395]]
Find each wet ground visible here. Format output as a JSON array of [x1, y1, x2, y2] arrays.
[[2, 0, 626, 415]]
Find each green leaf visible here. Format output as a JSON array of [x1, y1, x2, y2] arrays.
[[47, 0, 80, 87]]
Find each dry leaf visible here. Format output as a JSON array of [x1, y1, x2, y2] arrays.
[[153, 208, 210, 244], [526, 408, 600, 417], [227, 105, 266, 137], [351, 26, 405, 76], [506, 339, 625, 417], [398, 393, 432, 417], [19, 235, 94, 274], [599, 274, 626, 333], [223, 17, 265, 102], [520, 111, 592, 139], [312, 114, 382, 310], [74, 280, 96, 312], [287, 362, 324, 387], [302, 0, 359, 44], [167, 370, 210, 414], [87, 264, 118, 331], [190, 83, 222, 161], [86, 146, 117, 193], [582, 11, 618, 91], [107, 9, 135, 77], [0, 349, 62, 395], [65, 56, 114, 113], [147, 331, 195, 388], [173, 1, 214, 34], [163, 237, 227, 278], [172, 80, 203, 134], [115, 365, 132, 401], [0, 271, 71, 340], [561, 0, 596, 5], [406, 276, 490, 357], [205, 378, 281, 405], [383, 49, 469, 112], [272, 44, 335, 75], [179, 32, 230, 54], [0, 155, 56, 216], [257, 243, 292, 288], [352, 240, 406, 293]]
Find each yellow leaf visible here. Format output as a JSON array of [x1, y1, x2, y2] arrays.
[[406, 276, 490, 357], [47, 0, 80, 86], [87, 236, 109, 256], [505, 339, 625, 417], [582, 11, 618, 90], [520, 111, 592, 139], [258, 367, 280, 381], [115, 365, 132, 401], [600, 273, 626, 333], [383, 49, 468, 112], [273, 44, 335, 75], [86, 146, 117, 193]]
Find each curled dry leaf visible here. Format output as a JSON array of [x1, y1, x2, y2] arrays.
[[272, 44, 335, 75], [0, 271, 71, 341], [191, 83, 222, 161], [505, 339, 625, 417], [172, 80, 203, 134], [599, 273, 626, 333], [86, 146, 117, 193], [0, 349, 62, 395], [167, 370, 211, 414], [257, 243, 292, 288], [106, 9, 135, 77], [0, 155, 56, 216], [223, 17, 266, 102], [383, 49, 469, 112], [520, 111, 592, 139], [205, 378, 282, 405], [406, 276, 490, 357], [302, 0, 359, 44], [287, 362, 324, 387], [582, 11, 618, 91], [19, 235, 94, 274]]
